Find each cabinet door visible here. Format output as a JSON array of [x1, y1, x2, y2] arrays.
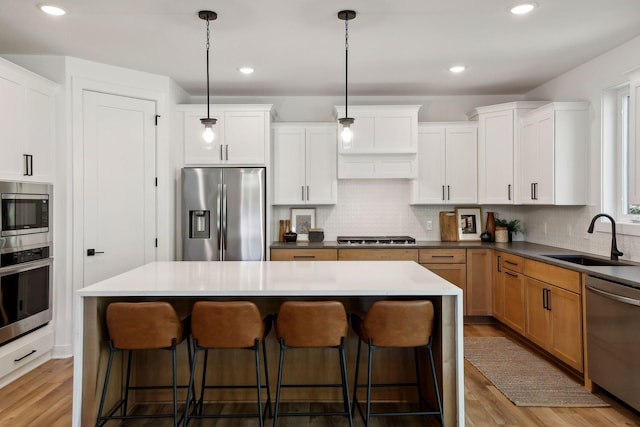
[[25, 81, 55, 181], [525, 277, 550, 348], [466, 249, 492, 316], [535, 111, 555, 204], [445, 127, 478, 203], [224, 111, 266, 164], [503, 269, 526, 335], [339, 249, 418, 261], [414, 126, 446, 203], [478, 110, 514, 204], [0, 67, 25, 177], [549, 286, 583, 371], [306, 126, 337, 204], [273, 127, 306, 204], [521, 117, 539, 203], [492, 253, 505, 321], [183, 108, 225, 165], [375, 111, 415, 152], [422, 263, 467, 313]]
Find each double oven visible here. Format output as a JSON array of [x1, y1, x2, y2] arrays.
[[0, 181, 52, 347]]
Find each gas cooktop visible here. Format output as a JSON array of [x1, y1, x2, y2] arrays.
[[336, 236, 416, 245]]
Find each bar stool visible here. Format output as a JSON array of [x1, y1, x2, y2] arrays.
[[351, 300, 444, 427], [272, 300, 353, 427], [96, 301, 193, 427], [183, 301, 272, 427]]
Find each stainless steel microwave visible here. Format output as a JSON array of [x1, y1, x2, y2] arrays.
[[0, 181, 52, 245]]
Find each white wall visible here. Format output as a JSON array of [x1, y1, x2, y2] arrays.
[[518, 34, 640, 260]]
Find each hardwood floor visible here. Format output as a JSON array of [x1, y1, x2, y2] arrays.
[[1, 325, 639, 426]]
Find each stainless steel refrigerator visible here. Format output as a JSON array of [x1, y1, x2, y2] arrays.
[[182, 167, 266, 261]]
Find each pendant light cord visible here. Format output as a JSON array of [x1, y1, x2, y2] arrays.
[[344, 17, 349, 118], [205, 17, 211, 119]]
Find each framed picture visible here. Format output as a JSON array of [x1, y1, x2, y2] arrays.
[[290, 208, 316, 241], [456, 207, 482, 241]]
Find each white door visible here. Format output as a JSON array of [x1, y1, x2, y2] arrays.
[[82, 91, 156, 285], [479, 110, 514, 204], [273, 126, 306, 204], [413, 126, 446, 203]]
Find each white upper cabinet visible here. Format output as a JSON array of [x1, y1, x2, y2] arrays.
[[468, 102, 546, 204], [411, 122, 478, 204], [334, 105, 420, 179], [628, 69, 640, 205], [179, 104, 272, 166], [0, 58, 56, 182], [520, 102, 589, 205], [272, 123, 337, 205]]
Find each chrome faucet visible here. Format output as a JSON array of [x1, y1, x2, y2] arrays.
[[587, 213, 623, 261]]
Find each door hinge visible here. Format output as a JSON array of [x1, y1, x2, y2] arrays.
[[155, 114, 161, 126], [155, 238, 158, 248]]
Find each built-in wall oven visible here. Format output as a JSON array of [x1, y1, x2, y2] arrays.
[[0, 181, 52, 346]]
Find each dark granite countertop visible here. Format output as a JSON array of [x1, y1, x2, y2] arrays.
[[270, 240, 640, 288]]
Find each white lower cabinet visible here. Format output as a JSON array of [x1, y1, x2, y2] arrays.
[[520, 102, 588, 205], [411, 122, 478, 204], [179, 104, 272, 166], [0, 326, 53, 387], [0, 58, 56, 182], [273, 123, 337, 205]]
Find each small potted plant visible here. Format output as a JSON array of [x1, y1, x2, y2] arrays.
[[494, 217, 523, 242]]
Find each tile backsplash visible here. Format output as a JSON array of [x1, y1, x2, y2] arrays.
[[272, 180, 640, 262]]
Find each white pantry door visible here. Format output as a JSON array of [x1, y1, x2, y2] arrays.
[[82, 91, 157, 286]]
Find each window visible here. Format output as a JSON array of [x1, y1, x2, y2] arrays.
[[603, 84, 635, 224]]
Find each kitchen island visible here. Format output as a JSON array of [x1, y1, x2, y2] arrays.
[[72, 260, 464, 426]]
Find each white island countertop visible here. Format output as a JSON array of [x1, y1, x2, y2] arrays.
[[77, 260, 463, 297]]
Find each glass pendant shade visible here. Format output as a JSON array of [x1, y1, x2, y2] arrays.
[[339, 117, 354, 148], [201, 117, 217, 148]]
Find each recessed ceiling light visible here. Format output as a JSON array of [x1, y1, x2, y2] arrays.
[[449, 65, 466, 73], [239, 67, 254, 75], [510, 3, 537, 15], [39, 4, 67, 16]]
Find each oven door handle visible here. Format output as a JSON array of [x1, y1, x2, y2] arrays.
[[586, 284, 640, 307], [0, 258, 52, 276]]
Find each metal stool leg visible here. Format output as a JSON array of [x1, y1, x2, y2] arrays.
[[172, 340, 178, 427], [254, 339, 265, 427], [262, 338, 272, 417], [338, 338, 353, 427], [428, 344, 445, 427], [198, 349, 209, 415], [95, 344, 116, 427], [272, 339, 286, 427], [121, 350, 133, 417], [414, 347, 426, 410], [351, 338, 362, 417], [183, 344, 199, 427], [365, 341, 374, 427]]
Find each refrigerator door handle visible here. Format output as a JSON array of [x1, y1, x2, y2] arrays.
[[222, 183, 228, 255], [216, 183, 222, 256]]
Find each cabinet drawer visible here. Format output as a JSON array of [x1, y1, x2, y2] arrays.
[[270, 249, 337, 261], [0, 328, 53, 380], [524, 259, 580, 294], [338, 249, 418, 261], [499, 252, 524, 273], [419, 249, 466, 264]]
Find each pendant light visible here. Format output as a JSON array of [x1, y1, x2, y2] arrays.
[[199, 10, 218, 148], [338, 10, 356, 149]]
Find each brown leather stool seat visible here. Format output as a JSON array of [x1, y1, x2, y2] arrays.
[[351, 300, 444, 427], [96, 302, 193, 427], [272, 301, 353, 427], [184, 301, 272, 427]]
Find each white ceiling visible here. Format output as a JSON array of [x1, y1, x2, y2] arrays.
[[2, 0, 640, 96]]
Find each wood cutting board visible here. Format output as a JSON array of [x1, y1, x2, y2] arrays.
[[439, 211, 458, 241]]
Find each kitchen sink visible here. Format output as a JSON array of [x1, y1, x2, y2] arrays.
[[542, 254, 634, 267]]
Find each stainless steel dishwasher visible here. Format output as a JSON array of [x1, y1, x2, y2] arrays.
[[586, 275, 640, 411]]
